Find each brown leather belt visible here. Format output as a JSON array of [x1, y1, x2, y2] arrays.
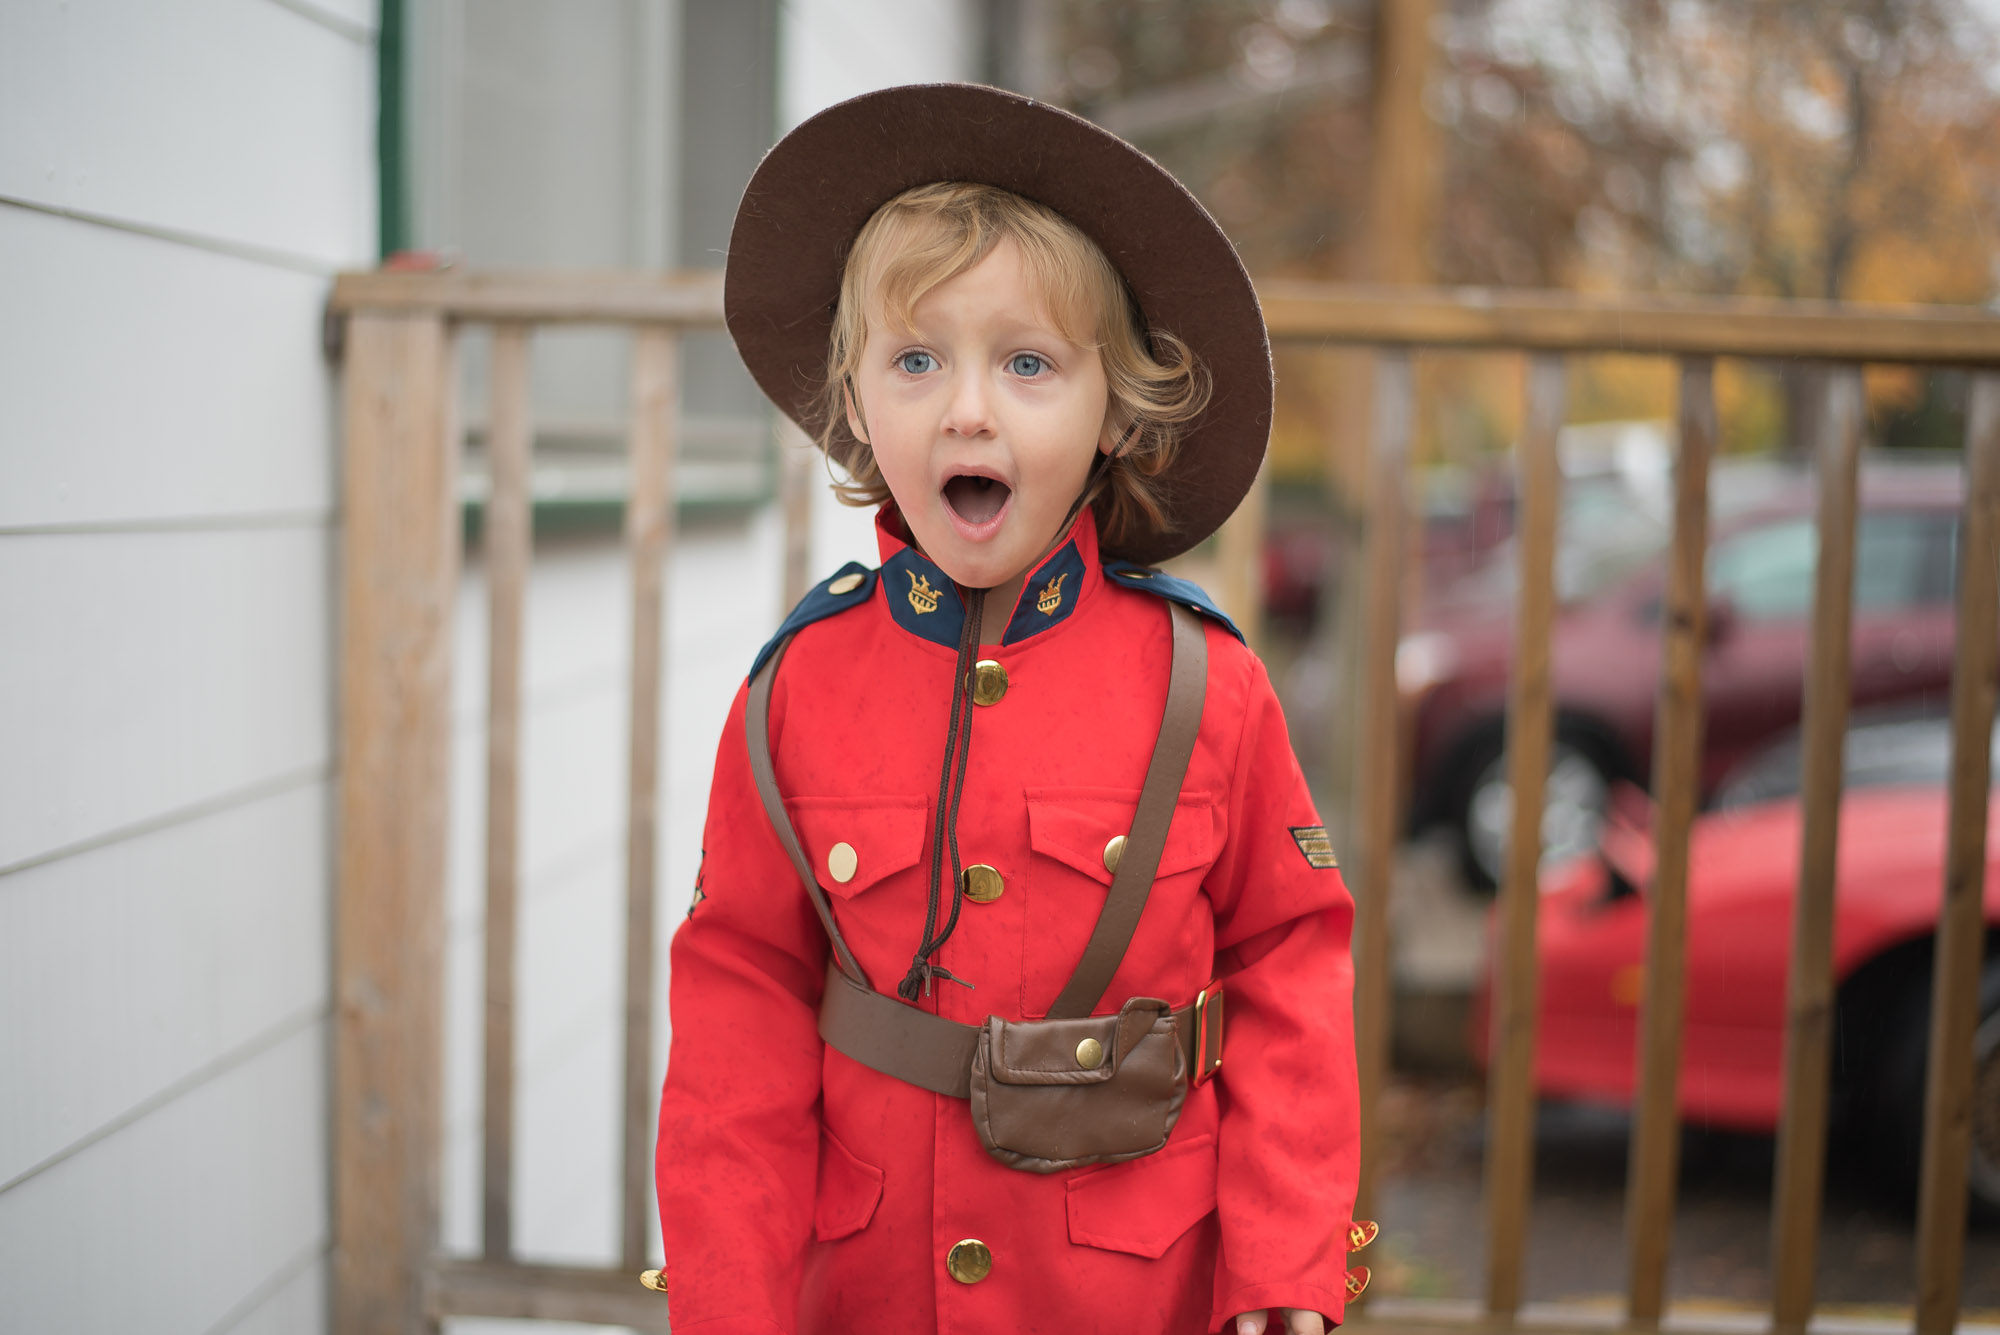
[[816, 958, 1225, 1098], [747, 600, 1221, 1100]]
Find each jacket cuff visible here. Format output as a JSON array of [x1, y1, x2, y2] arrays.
[[1211, 1282, 1348, 1333]]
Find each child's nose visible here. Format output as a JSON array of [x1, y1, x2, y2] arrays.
[[940, 369, 997, 438]]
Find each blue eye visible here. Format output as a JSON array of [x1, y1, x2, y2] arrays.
[[1010, 353, 1045, 377], [897, 351, 937, 375]]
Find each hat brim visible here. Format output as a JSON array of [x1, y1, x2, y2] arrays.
[[723, 82, 1271, 567]]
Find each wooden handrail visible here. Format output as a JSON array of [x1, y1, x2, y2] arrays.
[[1259, 282, 2000, 364], [329, 270, 727, 324], [327, 271, 2000, 366]]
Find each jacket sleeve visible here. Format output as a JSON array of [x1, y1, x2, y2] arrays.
[[1204, 651, 1361, 1330], [655, 678, 829, 1335]]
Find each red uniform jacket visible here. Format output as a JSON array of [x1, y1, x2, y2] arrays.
[[656, 507, 1360, 1333]]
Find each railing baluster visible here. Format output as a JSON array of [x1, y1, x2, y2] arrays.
[[1767, 365, 1863, 1332], [621, 326, 679, 1272], [777, 418, 816, 612], [1481, 353, 1565, 1318], [1915, 370, 2000, 1335], [1218, 457, 1269, 652], [481, 323, 534, 1262], [1624, 356, 1716, 1325], [1351, 349, 1413, 1229], [332, 312, 461, 1334]]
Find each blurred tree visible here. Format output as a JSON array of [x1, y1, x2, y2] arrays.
[[1429, 0, 2000, 448], [1042, 0, 2000, 457]]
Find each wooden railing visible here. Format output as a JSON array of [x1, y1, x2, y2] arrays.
[[327, 271, 2000, 1334]]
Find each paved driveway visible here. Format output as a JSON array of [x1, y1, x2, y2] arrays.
[[1371, 1073, 2000, 1315]]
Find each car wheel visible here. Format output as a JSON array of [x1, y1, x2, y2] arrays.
[[1870, 956, 2000, 1224], [1453, 729, 1614, 892]]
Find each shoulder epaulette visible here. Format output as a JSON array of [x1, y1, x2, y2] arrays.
[[1102, 560, 1245, 643], [748, 562, 878, 681]]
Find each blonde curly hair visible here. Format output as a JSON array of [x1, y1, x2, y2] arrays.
[[812, 182, 1211, 552]]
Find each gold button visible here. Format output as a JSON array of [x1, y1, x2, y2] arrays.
[[961, 864, 1004, 903], [946, 1238, 993, 1283], [1102, 834, 1126, 875], [827, 572, 865, 595], [639, 1269, 668, 1294], [1076, 1037, 1105, 1070], [827, 841, 858, 883], [972, 660, 1008, 706]]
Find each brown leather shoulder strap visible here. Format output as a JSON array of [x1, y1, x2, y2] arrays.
[[1046, 602, 1207, 1018], [818, 960, 978, 1097], [745, 635, 869, 986]]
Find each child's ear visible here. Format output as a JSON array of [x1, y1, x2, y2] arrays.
[[843, 381, 872, 447], [1100, 418, 1136, 456]]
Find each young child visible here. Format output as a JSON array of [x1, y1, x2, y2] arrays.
[[655, 83, 1366, 1334]]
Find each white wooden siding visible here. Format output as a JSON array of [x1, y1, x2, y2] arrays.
[[0, 1019, 329, 1334], [0, 780, 329, 1188], [0, 0, 375, 269], [0, 526, 332, 872], [779, 0, 981, 131], [0, 207, 337, 531], [221, 1249, 331, 1335], [0, 1, 372, 1330]]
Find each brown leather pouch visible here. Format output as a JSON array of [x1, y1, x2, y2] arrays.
[[967, 997, 1188, 1173]]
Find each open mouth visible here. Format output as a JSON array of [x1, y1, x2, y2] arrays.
[[942, 473, 1012, 527]]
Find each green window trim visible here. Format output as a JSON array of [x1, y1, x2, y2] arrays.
[[376, 0, 408, 260]]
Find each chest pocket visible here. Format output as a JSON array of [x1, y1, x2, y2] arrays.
[[785, 795, 929, 899], [1020, 787, 1215, 1018], [785, 795, 929, 967]]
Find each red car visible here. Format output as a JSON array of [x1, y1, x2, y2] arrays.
[[1403, 458, 1964, 888], [1476, 711, 2000, 1218]]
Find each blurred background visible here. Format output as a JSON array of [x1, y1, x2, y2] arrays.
[[4, 1, 2000, 1332]]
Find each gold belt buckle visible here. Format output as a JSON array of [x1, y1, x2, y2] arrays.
[[1191, 980, 1225, 1085]]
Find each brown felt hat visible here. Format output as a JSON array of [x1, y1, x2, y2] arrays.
[[723, 82, 1271, 567]]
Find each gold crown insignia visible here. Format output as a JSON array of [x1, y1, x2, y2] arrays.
[[1036, 571, 1069, 615], [907, 569, 940, 614]]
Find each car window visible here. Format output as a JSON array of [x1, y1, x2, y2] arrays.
[[1855, 512, 1952, 610], [1709, 518, 1816, 620], [1707, 511, 1956, 622]]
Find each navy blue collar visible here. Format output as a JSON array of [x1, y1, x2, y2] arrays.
[[872, 507, 1103, 652]]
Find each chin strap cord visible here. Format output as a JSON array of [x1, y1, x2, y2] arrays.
[[897, 586, 985, 1001]]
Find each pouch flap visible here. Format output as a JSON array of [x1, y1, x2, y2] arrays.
[[984, 998, 1172, 1086], [785, 794, 928, 899], [813, 1125, 883, 1242], [1066, 1131, 1218, 1258], [1025, 788, 1213, 888]]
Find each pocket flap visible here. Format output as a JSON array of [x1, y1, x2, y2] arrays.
[[814, 1125, 883, 1242], [1025, 788, 1213, 888], [785, 795, 928, 899], [984, 998, 1171, 1086], [1066, 1132, 1218, 1258]]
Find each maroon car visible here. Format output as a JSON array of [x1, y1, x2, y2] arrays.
[[1402, 457, 1963, 888]]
